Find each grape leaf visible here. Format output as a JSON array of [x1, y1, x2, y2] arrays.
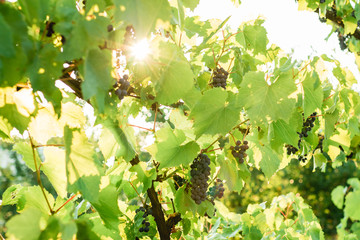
[[182, 0, 200, 11], [42, 147, 67, 198], [1, 184, 24, 206], [83, 49, 113, 113], [190, 88, 243, 138], [331, 185, 345, 209], [92, 185, 122, 231], [154, 42, 194, 105], [0, 88, 31, 133], [242, 20, 268, 54], [22, 186, 55, 215], [344, 191, 360, 221], [28, 44, 63, 112], [252, 143, 281, 179], [101, 120, 136, 162], [0, 14, 15, 58], [271, 119, 299, 149], [6, 208, 43, 240], [175, 187, 197, 215], [114, 0, 171, 38], [302, 71, 323, 118], [147, 125, 199, 169], [238, 71, 296, 124], [218, 157, 244, 193], [64, 126, 100, 185], [28, 107, 62, 145], [12, 142, 41, 172]]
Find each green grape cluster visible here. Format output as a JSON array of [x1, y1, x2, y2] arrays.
[[230, 140, 249, 164], [190, 154, 211, 205]]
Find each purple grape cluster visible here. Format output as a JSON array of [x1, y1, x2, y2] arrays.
[[212, 67, 228, 89], [135, 207, 152, 233], [190, 154, 211, 205], [173, 175, 186, 190], [45, 21, 55, 37], [230, 140, 249, 164], [208, 179, 225, 200], [114, 74, 130, 100], [286, 144, 298, 155]]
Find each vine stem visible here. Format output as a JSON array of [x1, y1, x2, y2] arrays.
[[129, 181, 146, 206], [293, 62, 310, 79], [127, 124, 153, 132], [28, 131, 54, 215], [0, 233, 4, 240], [242, 125, 250, 142], [34, 144, 64, 148], [202, 135, 223, 153], [54, 193, 79, 214]]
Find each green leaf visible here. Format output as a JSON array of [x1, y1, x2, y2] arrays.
[[181, 0, 200, 10], [343, 16, 357, 34], [22, 186, 55, 215], [64, 127, 100, 185], [344, 191, 360, 221], [242, 21, 268, 54], [218, 157, 243, 192], [147, 125, 199, 169], [42, 147, 68, 198], [0, 88, 31, 133], [190, 88, 243, 137], [331, 185, 345, 209], [175, 186, 197, 215], [61, 16, 109, 60], [0, 14, 15, 58], [324, 109, 339, 138], [302, 71, 323, 118], [238, 71, 296, 123], [271, 119, 299, 148], [154, 42, 194, 105], [28, 44, 62, 111], [92, 185, 122, 231], [12, 142, 41, 172], [115, 0, 171, 38], [101, 120, 136, 162], [2, 184, 24, 206], [347, 178, 360, 191], [130, 162, 157, 192], [253, 144, 281, 179], [18, 0, 52, 25], [6, 208, 43, 240], [83, 49, 113, 113]]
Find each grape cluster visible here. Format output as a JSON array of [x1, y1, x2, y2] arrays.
[[285, 144, 298, 155], [107, 24, 114, 32], [316, 134, 324, 153], [286, 112, 318, 162], [230, 140, 249, 164], [173, 175, 186, 190], [46, 21, 56, 37], [190, 154, 211, 205], [211, 67, 228, 89], [113, 74, 130, 100], [135, 207, 151, 233], [208, 179, 225, 200], [299, 112, 317, 138]]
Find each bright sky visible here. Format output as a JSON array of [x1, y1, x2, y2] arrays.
[[194, 0, 360, 87]]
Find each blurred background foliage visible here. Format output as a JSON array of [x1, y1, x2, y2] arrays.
[[1, 139, 359, 238]]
